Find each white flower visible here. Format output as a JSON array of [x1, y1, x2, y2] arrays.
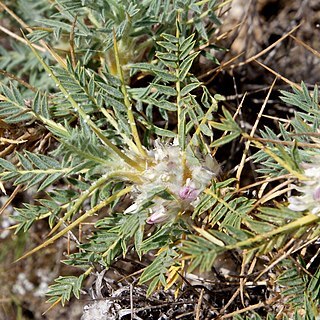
[[288, 158, 320, 215], [146, 203, 168, 224], [127, 140, 219, 224]]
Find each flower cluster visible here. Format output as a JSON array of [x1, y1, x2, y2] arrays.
[[125, 140, 220, 224], [288, 158, 320, 215]]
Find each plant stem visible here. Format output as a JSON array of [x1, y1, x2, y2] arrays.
[[15, 186, 133, 262], [242, 133, 308, 181], [187, 0, 233, 25], [113, 30, 146, 157], [175, 15, 183, 149], [24, 34, 142, 170], [48, 171, 141, 236], [225, 213, 320, 251]]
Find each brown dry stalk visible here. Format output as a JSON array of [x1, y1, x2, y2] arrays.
[[0, 69, 38, 92], [230, 23, 302, 69], [69, 15, 78, 68], [0, 185, 22, 214], [236, 77, 277, 187], [220, 297, 278, 319], [0, 24, 45, 52], [253, 59, 301, 90], [195, 288, 204, 320], [202, 22, 302, 83], [290, 34, 320, 58]]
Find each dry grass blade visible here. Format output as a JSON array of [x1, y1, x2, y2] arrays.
[[0, 24, 45, 52], [249, 180, 293, 211], [220, 297, 277, 319], [239, 255, 258, 309], [200, 52, 244, 82], [259, 186, 292, 205], [40, 42, 67, 69], [246, 136, 320, 150], [194, 226, 224, 246], [236, 174, 292, 194], [69, 15, 78, 69], [218, 287, 240, 316], [290, 34, 320, 58], [253, 59, 301, 90], [0, 185, 22, 215], [236, 77, 277, 187], [0, 1, 30, 31], [242, 133, 307, 181], [42, 297, 62, 315], [0, 137, 27, 144], [0, 69, 38, 91], [195, 288, 204, 320], [254, 238, 296, 282], [229, 23, 302, 69]]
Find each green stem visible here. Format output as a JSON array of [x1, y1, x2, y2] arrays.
[[113, 30, 146, 157], [48, 171, 142, 236], [16, 186, 132, 262], [187, 0, 233, 25], [175, 15, 183, 149], [24, 33, 141, 170], [175, 14, 188, 181], [66, 68, 140, 154], [97, 107, 140, 154], [0, 168, 72, 177], [242, 133, 308, 181], [225, 213, 320, 251]]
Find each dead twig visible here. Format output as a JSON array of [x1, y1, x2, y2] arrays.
[[236, 77, 277, 188], [195, 288, 204, 320], [0, 185, 22, 214]]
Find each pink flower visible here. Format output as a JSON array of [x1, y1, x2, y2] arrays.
[[313, 186, 320, 201], [125, 140, 219, 224], [179, 185, 199, 201]]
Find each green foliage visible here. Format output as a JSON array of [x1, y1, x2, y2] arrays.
[[277, 259, 320, 312], [209, 106, 241, 147], [130, 29, 219, 148], [139, 248, 178, 296], [253, 82, 319, 176], [0, 0, 320, 318], [46, 275, 84, 306], [0, 151, 66, 189]]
